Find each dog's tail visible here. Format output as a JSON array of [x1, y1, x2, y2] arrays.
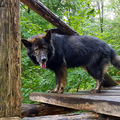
[[111, 49, 120, 69]]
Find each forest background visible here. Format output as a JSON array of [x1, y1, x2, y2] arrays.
[[20, 0, 120, 103]]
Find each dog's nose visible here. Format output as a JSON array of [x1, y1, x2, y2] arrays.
[[41, 57, 47, 62]]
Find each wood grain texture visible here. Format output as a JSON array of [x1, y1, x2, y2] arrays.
[[0, 0, 21, 117], [30, 86, 120, 117], [21, 103, 78, 118], [22, 112, 106, 120]]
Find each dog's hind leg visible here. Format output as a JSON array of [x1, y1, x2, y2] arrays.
[[89, 79, 102, 93], [86, 59, 109, 93], [83, 67, 102, 93], [48, 66, 67, 93]]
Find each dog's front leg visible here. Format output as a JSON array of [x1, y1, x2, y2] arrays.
[[48, 74, 61, 93], [48, 66, 67, 93]]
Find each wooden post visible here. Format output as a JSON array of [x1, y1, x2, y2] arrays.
[[0, 0, 21, 117]]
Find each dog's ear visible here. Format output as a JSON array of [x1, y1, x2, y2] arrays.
[[44, 30, 51, 43], [21, 38, 32, 48]]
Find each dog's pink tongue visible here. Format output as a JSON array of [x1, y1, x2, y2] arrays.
[[40, 63, 46, 69]]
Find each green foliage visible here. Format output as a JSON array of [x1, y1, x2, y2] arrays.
[[21, 0, 120, 103], [66, 68, 95, 92]]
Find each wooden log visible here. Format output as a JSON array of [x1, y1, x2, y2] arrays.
[[0, 0, 21, 117], [0, 117, 20, 120], [1, 114, 120, 120], [20, 0, 118, 87], [21, 103, 78, 118], [103, 72, 118, 87], [22, 112, 106, 120], [20, 0, 78, 35], [22, 112, 120, 120]]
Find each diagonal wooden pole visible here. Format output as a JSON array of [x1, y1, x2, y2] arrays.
[[20, 0, 78, 35], [20, 0, 118, 87]]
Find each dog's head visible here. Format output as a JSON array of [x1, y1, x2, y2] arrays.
[[21, 30, 54, 69]]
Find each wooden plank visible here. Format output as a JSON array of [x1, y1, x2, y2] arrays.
[[76, 86, 120, 96], [76, 89, 120, 96], [104, 86, 120, 90], [66, 92, 120, 96], [22, 112, 107, 120], [30, 92, 120, 117]]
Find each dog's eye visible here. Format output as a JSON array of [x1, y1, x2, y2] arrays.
[[34, 49, 39, 55]]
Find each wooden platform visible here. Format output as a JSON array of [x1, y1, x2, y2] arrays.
[[30, 86, 120, 117]]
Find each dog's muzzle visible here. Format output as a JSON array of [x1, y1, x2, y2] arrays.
[[40, 56, 47, 69], [35, 51, 48, 69]]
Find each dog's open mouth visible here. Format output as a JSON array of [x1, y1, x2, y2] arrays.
[[40, 62, 46, 69]]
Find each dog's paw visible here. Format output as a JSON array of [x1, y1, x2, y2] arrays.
[[48, 87, 64, 94], [58, 86, 65, 93], [89, 89, 101, 94], [47, 90, 58, 93]]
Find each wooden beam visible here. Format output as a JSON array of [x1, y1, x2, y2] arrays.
[[30, 91, 120, 117], [20, 0, 118, 87], [20, 0, 78, 35], [0, 0, 21, 117], [30, 86, 120, 117], [103, 72, 118, 87]]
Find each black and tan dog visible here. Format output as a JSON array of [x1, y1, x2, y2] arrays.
[[21, 30, 120, 93]]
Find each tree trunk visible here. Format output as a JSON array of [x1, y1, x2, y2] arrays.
[[97, 0, 104, 33], [20, 0, 118, 87], [0, 0, 21, 117], [21, 103, 78, 118]]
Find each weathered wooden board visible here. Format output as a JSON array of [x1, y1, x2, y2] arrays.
[[22, 112, 111, 120], [30, 86, 120, 117]]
